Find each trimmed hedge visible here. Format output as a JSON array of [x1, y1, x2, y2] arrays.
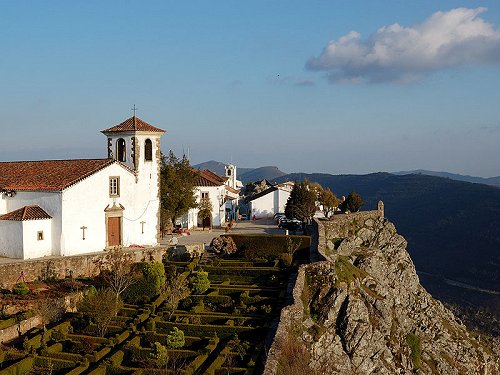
[[0, 318, 17, 330], [226, 234, 311, 261], [156, 321, 254, 339], [34, 356, 77, 371], [0, 356, 33, 375]]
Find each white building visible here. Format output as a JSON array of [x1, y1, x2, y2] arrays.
[[0, 116, 164, 259], [180, 166, 240, 229], [247, 182, 294, 219]]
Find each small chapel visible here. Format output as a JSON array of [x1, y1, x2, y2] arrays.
[[0, 116, 164, 259]]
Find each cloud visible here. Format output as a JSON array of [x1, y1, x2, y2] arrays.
[[294, 79, 315, 87], [307, 8, 500, 83]]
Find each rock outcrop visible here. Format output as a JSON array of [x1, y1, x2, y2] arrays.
[[267, 215, 498, 374]]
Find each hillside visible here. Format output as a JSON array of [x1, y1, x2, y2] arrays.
[[394, 169, 500, 187], [276, 172, 500, 313], [193, 160, 286, 183]]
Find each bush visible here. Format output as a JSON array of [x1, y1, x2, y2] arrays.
[[150, 341, 168, 368], [166, 327, 185, 349], [210, 236, 237, 255], [13, 282, 30, 295], [226, 234, 310, 261], [190, 270, 210, 294], [125, 261, 166, 303]]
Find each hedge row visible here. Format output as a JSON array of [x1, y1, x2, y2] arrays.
[[0, 318, 17, 330], [0, 356, 33, 375], [156, 321, 254, 339], [226, 234, 311, 260]]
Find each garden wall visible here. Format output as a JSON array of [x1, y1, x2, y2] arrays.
[[0, 244, 203, 289]]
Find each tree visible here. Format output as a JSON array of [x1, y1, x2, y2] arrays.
[[162, 269, 190, 320], [319, 188, 340, 218], [198, 196, 213, 230], [125, 261, 166, 304], [285, 179, 317, 223], [342, 191, 364, 213], [78, 288, 123, 337], [94, 247, 138, 299], [36, 298, 65, 331], [160, 151, 198, 226]]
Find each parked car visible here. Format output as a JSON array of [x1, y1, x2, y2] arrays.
[[274, 213, 286, 224], [240, 214, 248, 220], [278, 218, 302, 231]]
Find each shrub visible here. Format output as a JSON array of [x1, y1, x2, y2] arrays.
[[150, 341, 168, 368], [210, 236, 238, 255], [226, 234, 310, 261], [13, 282, 29, 295], [125, 261, 166, 303], [166, 327, 185, 349], [78, 288, 123, 337], [190, 270, 210, 294]]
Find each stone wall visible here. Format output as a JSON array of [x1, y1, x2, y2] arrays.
[[314, 203, 383, 259], [0, 244, 203, 289]]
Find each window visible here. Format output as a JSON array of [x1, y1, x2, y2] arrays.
[[144, 139, 153, 161], [37, 231, 44, 241], [109, 176, 120, 197], [116, 138, 126, 162], [201, 192, 209, 199], [227, 169, 232, 176]]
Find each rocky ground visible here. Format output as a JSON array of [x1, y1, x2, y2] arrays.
[[280, 217, 498, 374]]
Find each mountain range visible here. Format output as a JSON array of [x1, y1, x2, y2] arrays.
[[393, 169, 500, 187]]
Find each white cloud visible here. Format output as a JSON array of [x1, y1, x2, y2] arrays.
[[307, 8, 500, 83]]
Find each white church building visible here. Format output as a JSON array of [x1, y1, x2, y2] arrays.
[[0, 116, 164, 259]]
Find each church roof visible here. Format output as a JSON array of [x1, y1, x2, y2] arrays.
[[102, 116, 165, 134], [0, 205, 52, 221], [0, 159, 116, 192]]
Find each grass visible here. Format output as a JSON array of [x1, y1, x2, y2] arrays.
[[405, 333, 422, 370]]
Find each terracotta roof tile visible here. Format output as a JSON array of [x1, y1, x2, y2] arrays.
[[102, 116, 165, 133], [0, 159, 115, 191], [195, 169, 226, 187], [0, 205, 52, 221]]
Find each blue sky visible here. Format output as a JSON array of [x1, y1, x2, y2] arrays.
[[1, 1, 500, 177]]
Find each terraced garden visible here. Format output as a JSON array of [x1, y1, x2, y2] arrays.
[[0, 234, 310, 374]]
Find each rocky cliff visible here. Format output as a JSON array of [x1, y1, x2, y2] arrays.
[[266, 214, 498, 374]]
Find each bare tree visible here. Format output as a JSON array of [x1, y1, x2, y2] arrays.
[[35, 298, 65, 331], [162, 270, 190, 320], [94, 247, 138, 299]]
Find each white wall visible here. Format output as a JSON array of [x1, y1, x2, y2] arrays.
[[250, 189, 290, 218], [186, 185, 226, 229], [61, 161, 159, 256], [3, 191, 62, 256], [0, 221, 23, 258], [22, 219, 52, 259]]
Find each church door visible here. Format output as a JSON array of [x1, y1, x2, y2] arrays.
[[107, 217, 121, 247]]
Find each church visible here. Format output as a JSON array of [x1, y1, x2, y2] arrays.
[[0, 116, 164, 259]]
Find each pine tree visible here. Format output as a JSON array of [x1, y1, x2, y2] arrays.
[[285, 179, 317, 223], [160, 151, 198, 226]]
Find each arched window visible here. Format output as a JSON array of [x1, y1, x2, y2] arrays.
[[145, 139, 153, 161], [116, 138, 126, 162]]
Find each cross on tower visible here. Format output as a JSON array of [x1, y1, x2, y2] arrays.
[[131, 104, 138, 116]]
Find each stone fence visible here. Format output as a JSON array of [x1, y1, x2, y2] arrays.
[[0, 244, 203, 290]]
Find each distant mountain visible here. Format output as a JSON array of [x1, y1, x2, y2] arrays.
[[393, 169, 500, 187], [239, 166, 287, 183], [276, 172, 500, 312], [192, 160, 254, 177], [192, 160, 286, 183]]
